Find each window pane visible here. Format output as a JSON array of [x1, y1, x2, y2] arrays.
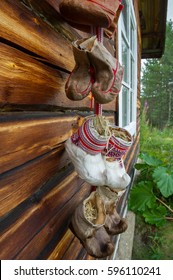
[[130, 91, 133, 122], [130, 55, 135, 89], [122, 36, 129, 83], [122, 86, 129, 126], [130, 18, 135, 52], [122, 0, 128, 36]]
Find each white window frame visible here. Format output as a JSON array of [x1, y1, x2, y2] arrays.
[[118, 0, 137, 136]]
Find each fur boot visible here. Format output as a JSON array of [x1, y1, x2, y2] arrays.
[[87, 37, 124, 104], [59, 0, 121, 28], [97, 186, 128, 235], [65, 37, 95, 100], [71, 191, 114, 258]]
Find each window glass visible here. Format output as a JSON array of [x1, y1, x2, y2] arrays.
[[130, 91, 134, 122], [122, 36, 129, 83], [122, 0, 128, 36], [130, 55, 135, 88], [118, 0, 137, 134], [122, 86, 129, 127], [130, 18, 135, 52]]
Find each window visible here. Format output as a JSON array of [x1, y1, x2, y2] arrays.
[[118, 0, 137, 136]]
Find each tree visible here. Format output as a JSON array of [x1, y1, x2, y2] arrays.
[[141, 20, 173, 129]]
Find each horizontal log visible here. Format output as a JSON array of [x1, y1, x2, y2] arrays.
[[0, 0, 74, 71], [0, 148, 71, 216], [61, 237, 86, 260], [0, 43, 67, 107], [47, 228, 94, 260], [0, 175, 90, 259], [47, 229, 75, 260], [0, 112, 80, 174]]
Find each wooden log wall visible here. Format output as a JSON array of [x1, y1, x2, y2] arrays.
[[0, 0, 141, 260]]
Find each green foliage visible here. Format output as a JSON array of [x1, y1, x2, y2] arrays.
[[139, 110, 173, 171], [140, 153, 162, 166], [128, 153, 173, 227], [132, 215, 173, 260], [129, 181, 156, 212], [141, 20, 173, 129], [143, 205, 167, 227], [131, 112, 173, 259], [153, 167, 173, 197]]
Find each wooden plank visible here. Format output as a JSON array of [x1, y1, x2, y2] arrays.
[[0, 43, 67, 107], [0, 148, 71, 216], [0, 113, 79, 174], [0, 176, 90, 259], [61, 237, 86, 260], [16, 185, 90, 260], [47, 229, 75, 260], [0, 0, 74, 71]]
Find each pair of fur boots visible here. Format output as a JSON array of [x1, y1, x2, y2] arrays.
[[65, 36, 124, 104], [71, 186, 127, 258]]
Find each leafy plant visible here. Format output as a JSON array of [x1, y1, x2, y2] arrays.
[[128, 153, 173, 227]]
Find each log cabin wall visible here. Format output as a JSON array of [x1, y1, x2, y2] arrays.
[[0, 0, 141, 260]]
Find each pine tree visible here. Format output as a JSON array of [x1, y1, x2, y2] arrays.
[[141, 20, 173, 129]]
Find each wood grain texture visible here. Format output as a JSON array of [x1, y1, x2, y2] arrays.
[[0, 43, 67, 107], [0, 175, 90, 259], [0, 0, 74, 71], [61, 236, 87, 260], [47, 229, 75, 260], [16, 191, 89, 260], [0, 113, 79, 174], [0, 148, 71, 216]]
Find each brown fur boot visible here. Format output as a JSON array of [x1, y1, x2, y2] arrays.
[[87, 37, 124, 104], [59, 0, 121, 28], [65, 37, 95, 100], [71, 191, 114, 258], [97, 186, 128, 235]]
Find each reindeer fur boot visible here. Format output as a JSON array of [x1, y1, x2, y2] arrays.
[[65, 37, 96, 100], [87, 37, 124, 104], [71, 191, 114, 258], [59, 0, 121, 28], [97, 186, 128, 235]]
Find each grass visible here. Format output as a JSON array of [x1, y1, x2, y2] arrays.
[[140, 111, 173, 170], [131, 111, 173, 260], [132, 215, 173, 260]]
